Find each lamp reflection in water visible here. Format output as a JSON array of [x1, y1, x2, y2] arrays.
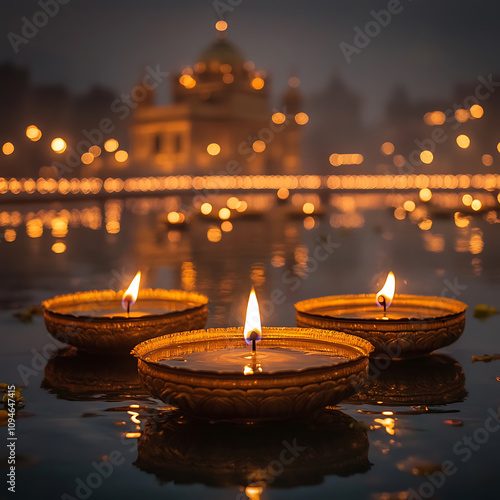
[[133, 409, 371, 489], [346, 354, 466, 407], [41, 347, 151, 402]]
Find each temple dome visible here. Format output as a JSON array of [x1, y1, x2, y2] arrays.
[[198, 38, 246, 69]]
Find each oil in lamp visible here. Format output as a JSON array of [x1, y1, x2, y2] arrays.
[[295, 271, 467, 357], [42, 271, 208, 354], [133, 288, 374, 421]]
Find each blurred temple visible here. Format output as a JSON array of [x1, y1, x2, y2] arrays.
[[130, 33, 307, 175]]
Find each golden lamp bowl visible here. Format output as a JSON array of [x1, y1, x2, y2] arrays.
[[134, 408, 371, 488], [295, 294, 467, 357], [132, 327, 374, 422], [346, 354, 467, 406], [42, 289, 208, 355]]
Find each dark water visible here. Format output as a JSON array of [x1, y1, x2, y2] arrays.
[[1, 192, 499, 500]]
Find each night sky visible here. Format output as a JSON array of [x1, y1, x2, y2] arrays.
[[1, 0, 499, 123]]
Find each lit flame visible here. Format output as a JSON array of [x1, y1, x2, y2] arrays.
[[244, 287, 262, 345], [122, 271, 141, 311], [244, 486, 263, 500], [376, 271, 396, 309]]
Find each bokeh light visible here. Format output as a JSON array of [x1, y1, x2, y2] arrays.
[[252, 140, 266, 153], [419, 188, 433, 202], [2, 142, 14, 155], [200, 203, 212, 215], [456, 135, 470, 148], [115, 150, 128, 162], [251, 77, 265, 90], [104, 139, 119, 152], [215, 20, 227, 31], [294, 112, 309, 125], [207, 143, 221, 156], [26, 125, 42, 141], [51, 138, 67, 153], [469, 104, 484, 118], [420, 150, 434, 164], [272, 112, 286, 125], [381, 142, 395, 155]]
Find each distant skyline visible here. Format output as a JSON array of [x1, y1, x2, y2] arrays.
[[1, 0, 499, 123]]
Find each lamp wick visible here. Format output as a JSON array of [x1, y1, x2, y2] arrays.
[[379, 296, 387, 314], [248, 330, 259, 353]]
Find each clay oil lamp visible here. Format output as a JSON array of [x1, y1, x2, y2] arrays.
[[133, 288, 374, 421], [295, 272, 467, 357], [42, 271, 208, 354]]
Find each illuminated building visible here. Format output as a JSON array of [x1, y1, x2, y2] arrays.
[[131, 32, 305, 174]]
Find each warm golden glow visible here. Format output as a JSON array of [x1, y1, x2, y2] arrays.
[[81, 152, 94, 165], [381, 142, 395, 155], [295, 112, 309, 125], [403, 200, 416, 212], [207, 226, 222, 242], [122, 271, 141, 310], [221, 220, 233, 232], [104, 139, 119, 152], [454, 109, 469, 123], [200, 202, 212, 215], [277, 187, 289, 199], [456, 135, 470, 149], [329, 153, 364, 166], [218, 207, 230, 220], [272, 112, 286, 125], [89, 145, 102, 157], [251, 77, 265, 90], [115, 150, 128, 162], [51, 242, 67, 254], [4, 229, 16, 242], [418, 218, 433, 231], [222, 73, 234, 84], [420, 150, 433, 164], [302, 202, 315, 214], [244, 486, 263, 500], [469, 104, 484, 118], [244, 287, 262, 345], [374, 418, 395, 435], [252, 140, 266, 153], [215, 20, 228, 31], [481, 154, 493, 166], [471, 199, 482, 211], [179, 74, 196, 89], [2, 142, 14, 155], [376, 271, 396, 310], [236, 200, 248, 212], [51, 138, 67, 153], [227, 196, 240, 209], [51, 217, 68, 238], [462, 194, 473, 206], [207, 143, 221, 156], [26, 125, 42, 141], [424, 111, 446, 125], [167, 211, 185, 224], [419, 188, 433, 202]]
